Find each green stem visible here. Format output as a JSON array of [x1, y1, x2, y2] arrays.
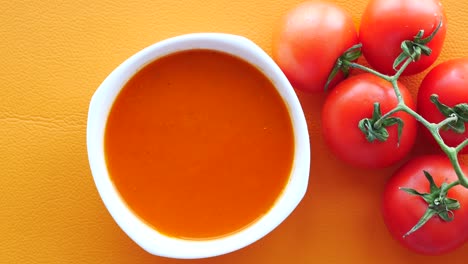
[[345, 61, 391, 81], [399, 105, 433, 128], [374, 105, 404, 128], [435, 114, 458, 130], [388, 58, 413, 104], [445, 180, 460, 191], [456, 139, 468, 153], [391, 57, 413, 81], [391, 80, 404, 104], [446, 151, 468, 188]]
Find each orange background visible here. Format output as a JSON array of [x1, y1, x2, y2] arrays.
[[1, 0, 467, 263]]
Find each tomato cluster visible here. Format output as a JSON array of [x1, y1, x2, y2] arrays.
[[272, 0, 468, 256]]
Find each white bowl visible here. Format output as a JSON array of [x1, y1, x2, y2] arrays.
[[86, 33, 310, 259]]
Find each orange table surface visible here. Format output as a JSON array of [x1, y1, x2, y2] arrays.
[[1, 0, 467, 263]]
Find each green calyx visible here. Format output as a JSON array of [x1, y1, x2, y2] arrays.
[[431, 94, 468, 133], [358, 102, 403, 145], [325, 43, 362, 91], [400, 171, 460, 238], [393, 18, 443, 70]]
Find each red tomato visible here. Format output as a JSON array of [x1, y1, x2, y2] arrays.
[[382, 155, 468, 255], [321, 73, 417, 168], [417, 58, 468, 154], [272, 1, 358, 92], [360, 0, 447, 75]]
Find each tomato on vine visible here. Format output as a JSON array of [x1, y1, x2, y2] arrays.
[[417, 58, 468, 154], [321, 73, 417, 169], [273, 0, 468, 256], [272, 1, 359, 92], [359, 0, 447, 75], [382, 155, 468, 255]]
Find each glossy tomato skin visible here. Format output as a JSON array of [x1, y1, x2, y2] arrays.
[[382, 155, 468, 255], [417, 58, 468, 154], [360, 0, 447, 76], [322, 73, 417, 168], [272, 1, 358, 92]]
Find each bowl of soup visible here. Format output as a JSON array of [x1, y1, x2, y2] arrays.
[[87, 33, 310, 259]]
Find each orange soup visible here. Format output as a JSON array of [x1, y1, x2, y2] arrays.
[[104, 49, 294, 239]]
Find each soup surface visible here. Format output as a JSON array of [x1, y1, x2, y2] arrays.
[[105, 49, 294, 239]]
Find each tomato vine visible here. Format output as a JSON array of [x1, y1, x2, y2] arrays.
[[329, 19, 468, 236]]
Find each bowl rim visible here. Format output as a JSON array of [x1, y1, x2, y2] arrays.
[[86, 32, 310, 259]]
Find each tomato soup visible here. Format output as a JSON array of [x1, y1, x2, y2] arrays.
[[104, 49, 294, 239]]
